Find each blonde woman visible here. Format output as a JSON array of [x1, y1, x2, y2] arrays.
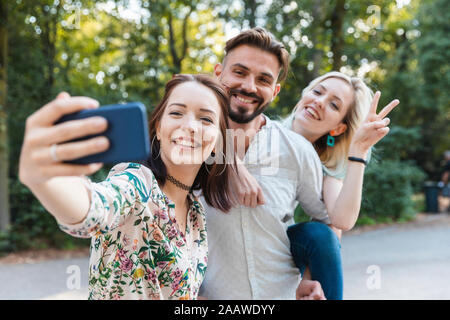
[[236, 71, 399, 299]]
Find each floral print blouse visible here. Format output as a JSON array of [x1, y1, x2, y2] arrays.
[[57, 162, 208, 300]]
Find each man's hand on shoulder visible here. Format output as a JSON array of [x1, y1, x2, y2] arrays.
[[296, 279, 326, 300]]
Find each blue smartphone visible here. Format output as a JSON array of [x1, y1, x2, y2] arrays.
[[56, 102, 151, 164]]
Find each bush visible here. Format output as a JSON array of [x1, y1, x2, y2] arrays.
[[1, 167, 111, 254], [360, 159, 426, 223], [0, 179, 90, 254], [294, 158, 426, 227]]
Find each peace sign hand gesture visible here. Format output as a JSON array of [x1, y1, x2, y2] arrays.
[[349, 91, 400, 158]]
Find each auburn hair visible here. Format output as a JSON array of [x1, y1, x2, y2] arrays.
[[144, 74, 235, 212]]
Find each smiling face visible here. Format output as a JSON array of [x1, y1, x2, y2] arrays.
[[292, 77, 355, 143], [156, 81, 221, 167], [214, 45, 281, 124]]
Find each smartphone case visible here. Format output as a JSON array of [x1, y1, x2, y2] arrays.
[[56, 102, 150, 164]]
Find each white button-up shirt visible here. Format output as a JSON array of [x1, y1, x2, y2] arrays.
[[199, 115, 330, 300]]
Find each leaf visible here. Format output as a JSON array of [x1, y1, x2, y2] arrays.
[[138, 246, 149, 254]]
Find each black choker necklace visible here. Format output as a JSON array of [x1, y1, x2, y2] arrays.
[[166, 174, 191, 192]]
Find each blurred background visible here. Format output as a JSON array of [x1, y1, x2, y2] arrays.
[[0, 0, 449, 298]]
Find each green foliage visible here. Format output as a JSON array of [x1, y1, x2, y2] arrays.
[[2, 0, 227, 253], [293, 205, 311, 224], [294, 133, 427, 226], [294, 157, 426, 227], [360, 159, 426, 223], [355, 125, 427, 224], [379, 0, 450, 179], [0, 179, 90, 253], [2, 0, 447, 251], [373, 125, 422, 161]]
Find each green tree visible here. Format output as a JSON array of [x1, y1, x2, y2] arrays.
[[0, 0, 10, 233], [2, 0, 447, 251], [3, 0, 96, 251], [412, 0, 450, 178], [379, 0, 449, 179], [2, 0, 229, 252]]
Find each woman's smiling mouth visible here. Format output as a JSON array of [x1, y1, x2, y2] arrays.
[[304, 106, 321, 120], [172, 137, 202, 149]]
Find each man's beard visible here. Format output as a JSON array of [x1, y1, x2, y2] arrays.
[[228, 88, 268, 124]]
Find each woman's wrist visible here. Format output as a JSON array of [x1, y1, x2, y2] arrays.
[[348, 144, 369, 159], [348, 156, 367, 166]]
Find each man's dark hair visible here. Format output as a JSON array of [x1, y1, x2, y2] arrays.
[[224, 27, 290, 82]]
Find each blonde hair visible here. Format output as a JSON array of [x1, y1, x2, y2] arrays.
[[284, 71, 373, 177]]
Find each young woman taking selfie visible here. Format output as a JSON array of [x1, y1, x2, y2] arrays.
[[19, 74, 235, 300]]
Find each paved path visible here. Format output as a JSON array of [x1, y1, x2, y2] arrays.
[[1, 213, 449, 300], [341, 213, 450, 299], [0, 257, 89, 299]]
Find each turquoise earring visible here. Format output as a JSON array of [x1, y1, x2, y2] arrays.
[[326, 134, 335, 147]]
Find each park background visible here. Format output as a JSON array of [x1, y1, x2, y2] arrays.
[[0, 0, 448, 254]]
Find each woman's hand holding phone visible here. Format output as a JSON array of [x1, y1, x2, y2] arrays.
[[19, 92, 109, 189]]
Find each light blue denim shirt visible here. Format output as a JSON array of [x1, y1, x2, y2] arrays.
[[199, 115, 330, 300]]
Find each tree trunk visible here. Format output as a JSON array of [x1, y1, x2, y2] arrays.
[[245, 0, 258, 29], [40, 2, 60, 100], [167, 7, 192, 74], [0, 0, 10, 232], [167, 12, 181, 73], [311, 0, 324, 79], [330, 0, 345, 71]]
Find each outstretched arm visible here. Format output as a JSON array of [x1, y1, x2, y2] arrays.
[[327, 92, 399, 231]]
